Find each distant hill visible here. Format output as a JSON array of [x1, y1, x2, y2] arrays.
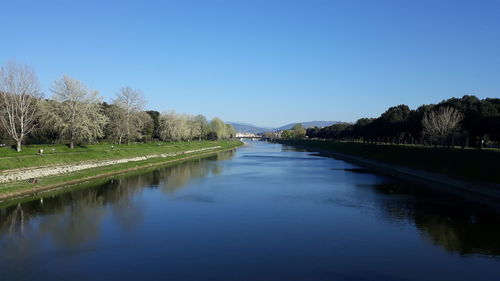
[[274, 121, 339, 131], [229, 121, 339, 133], [227, 122, 271, 134]]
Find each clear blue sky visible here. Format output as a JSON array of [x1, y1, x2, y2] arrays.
[[1, 0, 499, 127]]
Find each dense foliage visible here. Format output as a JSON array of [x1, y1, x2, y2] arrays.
[[304, 96, 500, 149]]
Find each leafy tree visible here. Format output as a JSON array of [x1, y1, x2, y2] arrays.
[[352, 118, 374, 142], [291, 123, 306, 139], [378, 105, 411, 143], [210, 117, 226, 140], [459, 95, 482, 147], [281, 130, 293, 139], [306, 126, 321, 139], [189, 114, 209, 141], [483, 98, 500, 147], [206, 131, 218, 140], [145, 110, 160, 139]]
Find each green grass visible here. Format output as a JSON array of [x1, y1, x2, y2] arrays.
[[280, 140, 500, 185], [0, 140, 242, 198], [0, 141, 237, 171]]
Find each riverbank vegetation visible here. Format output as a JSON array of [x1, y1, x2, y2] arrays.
[[0, 140, 238, 171], [0, 60, 242, 199], [279, 95, 500, 150], [0, 60, 236, 152], [0, 140, 241, 199], [273, 96, 500, 186]]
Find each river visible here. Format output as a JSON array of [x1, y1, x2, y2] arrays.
[[1, 141, 499, 281]]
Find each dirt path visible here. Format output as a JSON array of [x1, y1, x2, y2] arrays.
[[0, 146, 221, 184]]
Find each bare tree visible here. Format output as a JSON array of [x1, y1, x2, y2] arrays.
[[48, 76, 108, 148], [422, 107, 463, 146], [114, 87, 146, 144], [104, 104, 128, 144], [0, 61, 42, 151], [106, 109, 153, 144], [132, 111, 154, 141]]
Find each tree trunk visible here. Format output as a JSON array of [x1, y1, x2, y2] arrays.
[[70, 141, 74, 149], [126, 115, 130, 145], [16, 140, 21, 152]]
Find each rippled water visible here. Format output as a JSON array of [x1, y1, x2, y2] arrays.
[[1, 141, 499, 281]]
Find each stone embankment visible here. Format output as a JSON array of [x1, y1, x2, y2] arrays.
[[0, 146, 221, 183]]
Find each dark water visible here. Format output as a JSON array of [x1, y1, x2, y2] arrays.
[[1, 141, 499, 281]]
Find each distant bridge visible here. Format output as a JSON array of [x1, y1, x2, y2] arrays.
[[235, 133, 259, 138], [235, 133, 264, 140]]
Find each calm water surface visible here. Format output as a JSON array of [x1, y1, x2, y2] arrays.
[[1, 141, 499, 281]]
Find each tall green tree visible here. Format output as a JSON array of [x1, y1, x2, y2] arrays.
[[281, 130, 293, 139], [210, 117, 226, 140], [145, 110, 160, 139], [292, 123, 306, 139]]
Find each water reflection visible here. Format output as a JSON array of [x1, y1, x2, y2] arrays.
[[331, 167, 374, 174], [0, 150, 234, 251], [369, 182, 500, 257], [283, 144, 500, 258], [0, 143, 499, 281]]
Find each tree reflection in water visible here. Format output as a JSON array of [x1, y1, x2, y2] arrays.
[[1, 146, 498, 270], [159, 150, 233, 193], [370, 182, 500, 257], [0, 150, 234, 254]]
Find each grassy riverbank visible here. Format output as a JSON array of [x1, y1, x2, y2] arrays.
[[0, 140, 242, 200], [278, 140, 500, 186], [0, 141, 238, 171]]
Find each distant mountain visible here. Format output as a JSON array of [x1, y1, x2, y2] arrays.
[[227, 122, 271, 134], [274, 121, 339, 131], [229, 121, 339, 133]]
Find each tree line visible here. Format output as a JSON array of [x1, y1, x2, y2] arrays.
[[284, 96, 500, 149], [0, 61, 236, 152]]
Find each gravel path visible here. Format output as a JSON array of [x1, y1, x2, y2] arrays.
[[0, 146, 221, 183]]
